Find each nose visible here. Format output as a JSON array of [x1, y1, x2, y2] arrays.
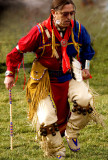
[[67, 13, 71, 20]]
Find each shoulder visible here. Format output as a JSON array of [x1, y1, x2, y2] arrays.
[[75, 21, 90, 37], [74, 21, 86, 33], [73, 21, 91, 44], [74, 21, 88, 32], [24, 24, 46, 41], [30, 25, 42, 34]]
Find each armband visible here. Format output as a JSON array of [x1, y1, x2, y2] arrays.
[[16, 45, 23, 53], [5, 71, 14, 77], [85, 60, 90, 70]]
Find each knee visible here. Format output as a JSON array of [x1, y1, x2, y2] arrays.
[[75, 93, 92, 107], [37, 96, 57, 126]]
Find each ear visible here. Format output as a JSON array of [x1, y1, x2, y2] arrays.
[[51, 9, 56, 17]]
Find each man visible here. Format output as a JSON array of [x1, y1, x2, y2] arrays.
[[4, 0, 96, 159]]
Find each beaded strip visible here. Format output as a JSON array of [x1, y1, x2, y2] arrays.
[[10, 122, 13, 137], [38, 24, 45, 57], [5, 71, 14, 77], [48, 93, 57, 111], [9, 90, 13, 137], [9, 89, 12, 104], [30, 69, 47, 81]]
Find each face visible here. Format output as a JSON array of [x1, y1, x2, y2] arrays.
[[51, 4, 75, 28]]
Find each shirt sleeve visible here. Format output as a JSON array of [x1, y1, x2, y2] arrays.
[[79, 24, 95, 68], [6, 25, 41, 76]]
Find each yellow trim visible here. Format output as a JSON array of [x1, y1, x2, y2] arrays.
[[78, 22, 81, 41], [71, 27, 80, 59], [37, 24, 82, 59], [38, 24, 45, 57], [77, 21, 81, 60], [38, 44, 51, 49], [38, 43, 60, 49], [38, 42, 82, 50], [68, 42, 82, 46], [38, 46, 44, 49], [48, 93, 57, 112]]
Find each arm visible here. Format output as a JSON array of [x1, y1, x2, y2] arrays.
[[79, 25, 95, 79], [4, 26, 41, 89]]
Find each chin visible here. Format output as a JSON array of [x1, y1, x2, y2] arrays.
[[63, 22, 71, 27], [59, 22, 70, 28]]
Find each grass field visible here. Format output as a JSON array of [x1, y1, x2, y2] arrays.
[[0, 0, 108, 159]]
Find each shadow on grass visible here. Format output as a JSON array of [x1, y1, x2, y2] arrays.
[[0, 63, 6, 73], [0, 63, 32, 73]]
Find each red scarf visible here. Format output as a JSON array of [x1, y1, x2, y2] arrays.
[[42, 15, 74, 73]]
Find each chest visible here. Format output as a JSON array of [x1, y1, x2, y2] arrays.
[[35, 25, 82, 59]]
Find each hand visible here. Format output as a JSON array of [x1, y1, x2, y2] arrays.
[[4, 77, 14, 90], [82, 69, 90, 80]]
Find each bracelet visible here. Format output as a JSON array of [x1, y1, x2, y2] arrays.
[[5, 71, 14, 76]]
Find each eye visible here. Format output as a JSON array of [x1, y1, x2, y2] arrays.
[[63, 12, 69, 17], [70, 11, 75, 16], [60, 11, 75, 17]]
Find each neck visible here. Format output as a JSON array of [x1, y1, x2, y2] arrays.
[[56, 25, 66, 32]]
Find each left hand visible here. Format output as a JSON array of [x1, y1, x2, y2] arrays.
[[82, 69, 90, 80]]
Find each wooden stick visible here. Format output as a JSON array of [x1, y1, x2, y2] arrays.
[[9, 89, 13, 150]]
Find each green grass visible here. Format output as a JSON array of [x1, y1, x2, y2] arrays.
[[0, 0, 108, 159], [0, 78, 108, 160]]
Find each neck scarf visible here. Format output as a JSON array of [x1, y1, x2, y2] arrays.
[[43, 15, 74, 73], [53, 23, 71, 73]]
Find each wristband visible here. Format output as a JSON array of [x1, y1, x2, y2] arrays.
[[5, 71, 14, 76], [85, 60, 90, 70]]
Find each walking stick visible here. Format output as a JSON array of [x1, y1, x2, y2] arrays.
[[9, 89, 13, 150]]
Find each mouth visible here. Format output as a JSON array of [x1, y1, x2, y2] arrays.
[[64, 21, 71, 25], [65, 21, 71, 23], [60, 21, 71, 27]]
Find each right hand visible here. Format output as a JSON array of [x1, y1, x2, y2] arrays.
[[4, 77, 14, 90]]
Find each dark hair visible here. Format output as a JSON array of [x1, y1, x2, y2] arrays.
[[51, 0, 76, 11]]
